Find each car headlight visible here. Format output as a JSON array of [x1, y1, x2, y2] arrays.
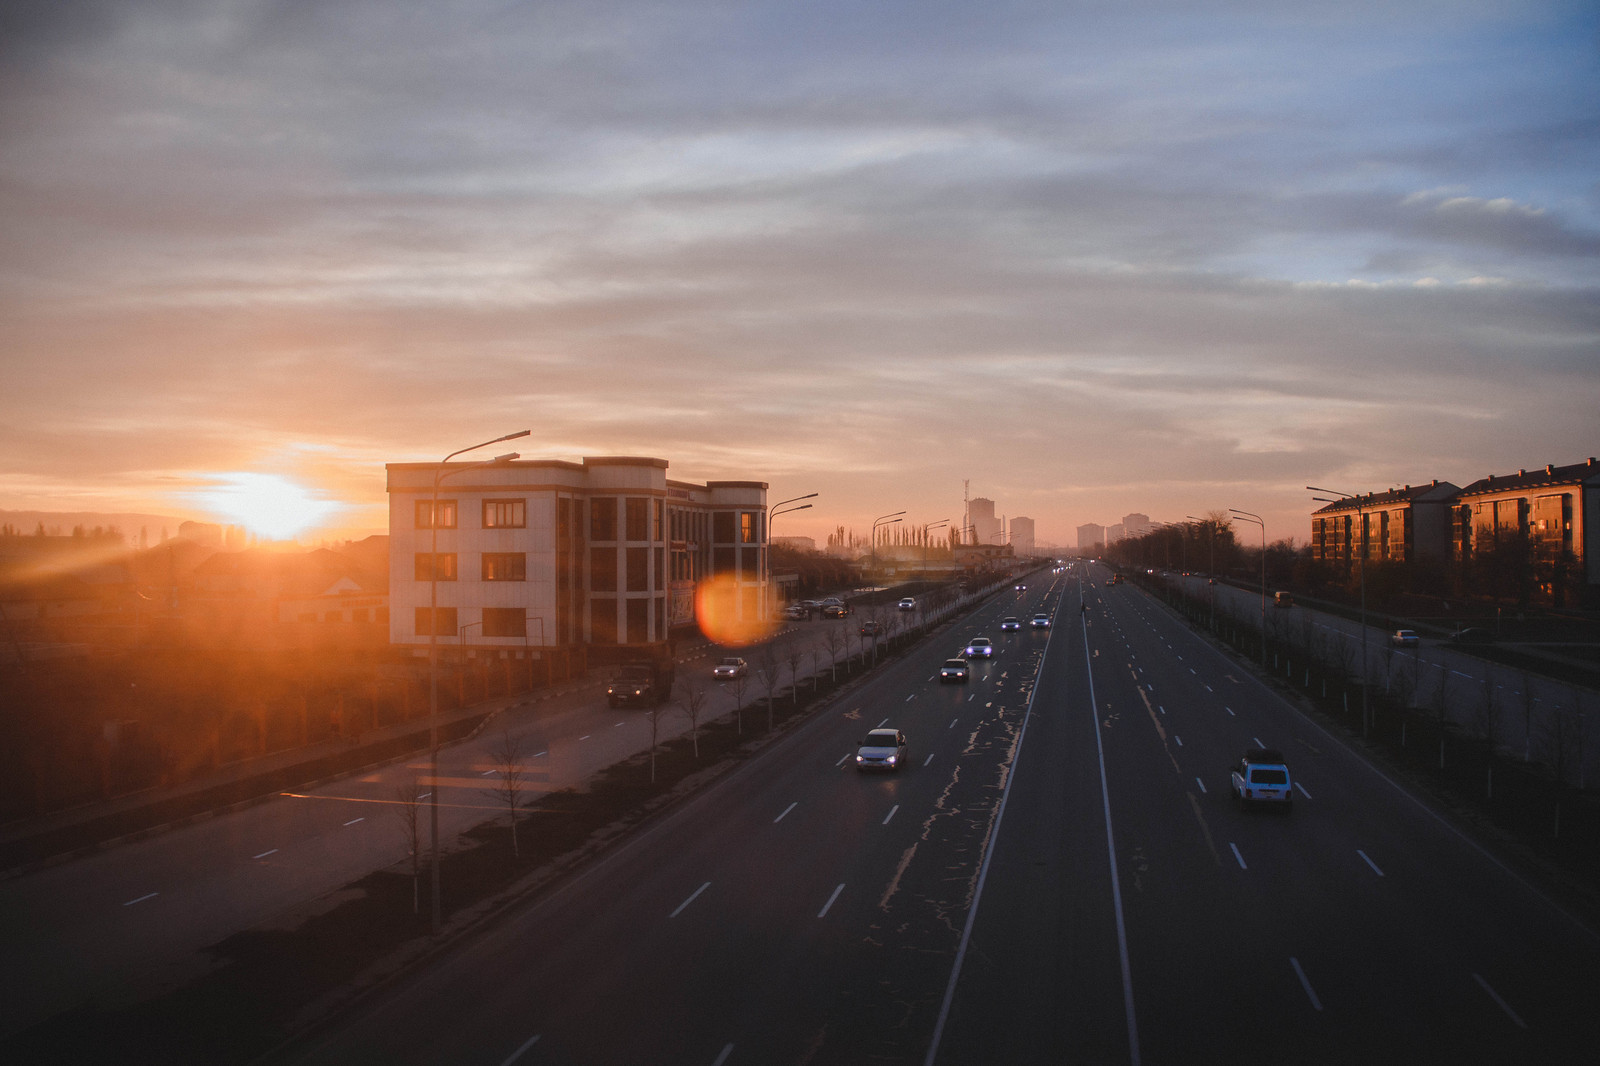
[[887, 755, 898, 765], [855, 754, 865, 763]]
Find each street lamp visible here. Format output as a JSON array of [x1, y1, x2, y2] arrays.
[[1310, 486, 1371, 738], [1229, 509, 1266, 666], [921, 519, 950, 582], [766, 498, 815, 615], [427, 429, 528, 934], [1187, 515, 1215, 629], [871, 511, 906, 576]]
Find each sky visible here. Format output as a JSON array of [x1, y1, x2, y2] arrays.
[[2, 0, 1597, 549]]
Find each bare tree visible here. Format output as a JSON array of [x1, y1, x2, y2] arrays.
[[730, 671, 748, 735], [757, 640, 781, 731], [786, 640, 805, 707], [677, 674, 708, 760], [1540, 703, 1586, 839], [1520, 670, 1538, 763], [1472, 666, 1503, 800], [391, 769, 425, 914], [824, 624, 844, 683], [1430, 667, 1453, 770], [482, 728, 530, 859]]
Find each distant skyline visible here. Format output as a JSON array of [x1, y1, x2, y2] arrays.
[[3, 1, 1596, 547]]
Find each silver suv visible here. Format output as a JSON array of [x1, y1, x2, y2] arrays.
[[1230, 748, 1293, 810]]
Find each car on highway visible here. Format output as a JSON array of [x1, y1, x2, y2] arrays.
[[1014, 583, 1027, 591], [860, 620, 884, 637], [781, 605, 807, 621], [821, 602, 850, 618], [856, 728, 908, 772], [1031, 613, 1051, 629], [939, 659, 970, 683], [1390, 629, 1419, 647], [964, 636, 994, 658], [1230, 748, 1293, 810], [712, 657, 747, 680], [1449, 627, 1495, 645], [1000, 616, 1021, 631], [897, 597, 916, 610]]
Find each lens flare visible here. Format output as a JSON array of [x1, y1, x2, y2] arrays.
[[193, 473, 340, 541], [694, 573, 776, 647]]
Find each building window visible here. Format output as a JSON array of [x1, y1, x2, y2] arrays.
[[591, 497, 617, 541], [626, 497, 649, 541], [483, 607, 526, 638], [741, 512, 758, 544], [415, 553, 457, 581], [483, 499, 526, 529], [627, 547, 649, 592], [654, 499, 664, 541], [483, 553, 527, 581], [590, 598, 617, 643], [416, 499, 457, 529], [352, 608, 370, 623], [590, 546, 617, 592], [626, 597, 649, 643], [415, 606, 458, 637], [713, 511, 735, 543]]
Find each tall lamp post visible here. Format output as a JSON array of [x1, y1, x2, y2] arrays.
[[427, 429, 529, 934], [766, 496, 816, 614], [1229, 509, 1266, 666], [1187, 515, 1215, 629], [921, 519, 950, 583], [871, 511, 905, 577], [1310, 486, 1371, 738]]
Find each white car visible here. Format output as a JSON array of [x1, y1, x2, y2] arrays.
[[1230, 749, 1293, 810], [964, 636, 994, 658], [856, 728, 908, 772], [1031, 613, 1051, 629], [898, 597, 916, 610], [1000, 616, 1021, 631], [713, 657, 748, 679]]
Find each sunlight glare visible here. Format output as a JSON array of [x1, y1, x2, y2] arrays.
[[196, 473, 341, 541]]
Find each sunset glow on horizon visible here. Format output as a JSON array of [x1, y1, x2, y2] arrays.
[[191, 473, 344, 543]]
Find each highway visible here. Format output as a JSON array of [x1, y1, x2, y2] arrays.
[[285, 564, 1600, 1065]]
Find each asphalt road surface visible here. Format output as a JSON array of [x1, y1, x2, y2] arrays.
[[285, 564, 1600, 1065]]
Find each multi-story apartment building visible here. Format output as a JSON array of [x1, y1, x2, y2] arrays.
[[1009, 516, 1035, 557], [1452, 458, 1600, 605], [1076, 523, 1105, 553], [387, 456, 767, 654], [1310, 480, 1459, 572]]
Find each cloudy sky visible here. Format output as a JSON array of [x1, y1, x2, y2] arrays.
[[2, 0, 1596, 547]]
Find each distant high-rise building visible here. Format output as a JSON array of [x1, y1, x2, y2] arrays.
[[1107, 523, 1126, 544], [1121, 513, 1152, 538], [1010, 517, 1035, 556], [1077, 523, 1105, 552], [969, 497, 1001, 544]]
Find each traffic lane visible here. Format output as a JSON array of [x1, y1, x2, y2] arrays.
[[1108, 585, 1600, 1059], [934, 613, 1137, 1065], [292, 653, 1030, 1056]]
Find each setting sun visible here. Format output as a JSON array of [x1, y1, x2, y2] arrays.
[[194, 473, 341, 541]]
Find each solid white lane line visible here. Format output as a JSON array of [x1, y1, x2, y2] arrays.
[[1290, 957, 1324, 1011], [1230, 843, 1248, 870], [774, 802, 798, 824], [497, 1034, 541, 1066], [1195, 778, 1207, 794], [123, 892, 158, 906], [1358, 850, 1385, 877], [343, 817, 365, 826], [1295, 781, 1313, 799], [923, 753, 935, 766], [711, 1045, 735, 1066], [1472, 973, 1528, 1029], [671, 881, 711, 918], [818, 883, 845, 918], [883, 804, 899, 825], [253, 849, 278, 859], [836, 753, 850, 767]]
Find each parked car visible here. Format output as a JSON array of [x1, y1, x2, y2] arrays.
[[964, 636, 994, 658], [1449, 627, 1495, 645], [1230, 748, 1293, 810], [939, 659, 970, 683], [781, 605, 807, 621], [897, 597, 917, 610], [1000, 616, 1021, 631], [1031, 613, 1051, 629], [1390, 629, 1419, 647], [712, 657, 748, 680], [856, 728, 908, 772]]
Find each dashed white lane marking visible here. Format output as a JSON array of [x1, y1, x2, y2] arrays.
[[1473, 973, 1528, 1029], [481, 769, 495, 776], [418, 792, 432, 800], [1229, 842, 1248, 869], [614, 721, 626, 728], [123, 892, 158, 906], [924, 753, 935, 766], [711, 1045, 735, 1066], [774, 802, 798, 823], [1290, 957, 1324, 1011], [497, 1034, 541, 1066], [579, 734, 592, 741], [877, 717, 890, 728], [253, 849, 278, 859], [1174, 736, 1183, 747], [836, 753, 851, 767], [1253, 737, 1265, 748], [343, 817, 365, 826], [534, 751, 547, 758], [883, 804, 899, 825], [1295, 781, 1313, 799], [1195, 777, 1207, 794], [1158, 705, 1166, 715], [905, 693, 916, 702], [1358, 850, 1385, 877], [671, 881, 711, 918], [818, 883, 846, 918], [949, 718, 958, 729], [1205, 684, 1213, 692], [1225, 707, 1234, 716]]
